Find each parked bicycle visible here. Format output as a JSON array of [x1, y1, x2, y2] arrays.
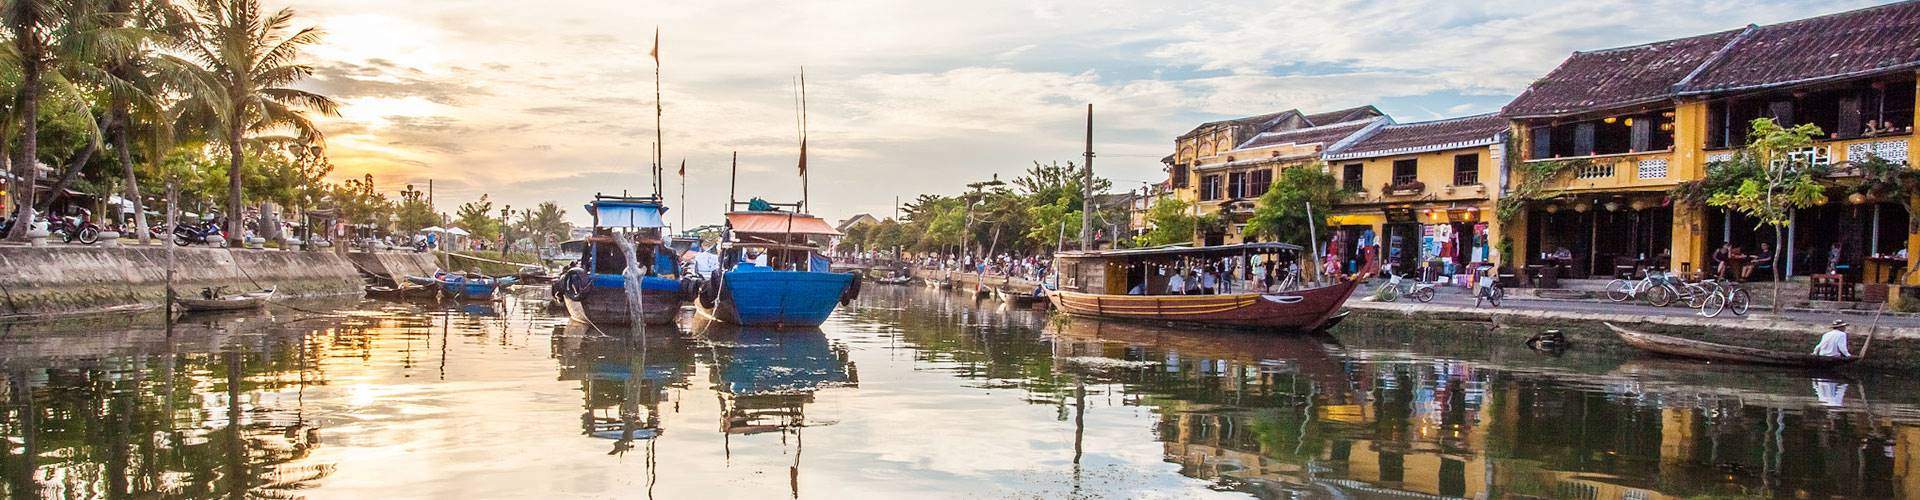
[[1472, 265, 1503, 308], [1605, 271, 1667, 303], [1699, 280, 1751, 317], [1377, 273, 1435, 303], [1643, 274, 1717, 308]]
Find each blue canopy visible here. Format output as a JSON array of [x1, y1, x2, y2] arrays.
[[590, 201, 667, 228]]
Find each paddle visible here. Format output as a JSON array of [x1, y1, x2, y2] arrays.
[[1860, 303, 1884, 360]]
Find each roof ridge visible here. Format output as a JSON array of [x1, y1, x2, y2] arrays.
[[1571, 26, 1745, 55], [1756, 0, 1920, 30], [1380, 112, 1500, 128], [1672, 24, 1758, 92]]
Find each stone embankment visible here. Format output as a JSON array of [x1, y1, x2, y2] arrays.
[[0, 245, 438, 319]]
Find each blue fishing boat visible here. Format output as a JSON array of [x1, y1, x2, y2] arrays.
[[556, 195, 686, 326], [431, 271, 516, 301], [693, 208, 857, 328]]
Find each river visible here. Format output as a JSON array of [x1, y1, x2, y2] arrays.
[[2, 285, 1916, 498]]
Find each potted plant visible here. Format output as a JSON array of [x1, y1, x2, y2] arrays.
[[1384, 179, 1425, 196]]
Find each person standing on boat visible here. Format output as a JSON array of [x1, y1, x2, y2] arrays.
[[1167, 268, 1186, 295], [1813, 319, 1853, 358], [1199, 266, 1217, 294]]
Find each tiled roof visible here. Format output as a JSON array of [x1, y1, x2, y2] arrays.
[[1303, 105, 1384, 126], [1324, 113, 1508, 160], [1237, 119, 1379, 150], [1180, 110, 1300, 138], [1505, 1, 1920, 118], [1502, 29, 1744, 118], [1680, 1, 1920, 93]]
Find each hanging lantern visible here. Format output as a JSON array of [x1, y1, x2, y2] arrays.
[[1847, 192, 1868, 205], [1573, 201, 1592, 213], [1623, 118, 1635, 127], [1630, 199, 1649, 211], [1544, 204, 1560, 214], [1604, 200, 1621, 212], [1813, 195, 1829, 206], [1602, 116, 1618, 124]]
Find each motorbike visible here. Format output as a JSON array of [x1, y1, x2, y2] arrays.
[[172, 220, 225, 247], [48, 213, 101, 245]]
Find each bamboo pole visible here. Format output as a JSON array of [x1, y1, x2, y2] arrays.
[[1861, 302, 1884, 359]]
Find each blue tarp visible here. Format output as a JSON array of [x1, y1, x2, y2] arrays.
[[590, 201, 667, 228]]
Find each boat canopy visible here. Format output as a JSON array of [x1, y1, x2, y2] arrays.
[[1056, 242, 1303, 260], [590, 200, 667, 228], [726, 211, 840, 236]]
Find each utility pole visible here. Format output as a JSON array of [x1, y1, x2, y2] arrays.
[[500, 205, 511, 259], [1079, 103, 1094, 251]]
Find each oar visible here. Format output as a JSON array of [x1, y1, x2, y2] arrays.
[[1860, 303, 1885, 359]]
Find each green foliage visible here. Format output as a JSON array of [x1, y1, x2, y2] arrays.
[[514, 201, 572, 245], [1135, 197, 1196, 247], [327, 173, 389, 226], [1671, 151, 1762, 205], [1704, 118, 1827, 230], [1245, 163, 1340, 245], [1495, 156, 1584, 223], [393, 184, 437, 232], [454, 194, 500, 242]]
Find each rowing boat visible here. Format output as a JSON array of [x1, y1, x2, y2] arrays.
[[176, 288, 274, 312], [1604, 322, 1858, 368]]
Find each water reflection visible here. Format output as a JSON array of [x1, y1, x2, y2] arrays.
[[3, 288, 1920, 498]]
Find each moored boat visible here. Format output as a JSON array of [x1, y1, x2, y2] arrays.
[[993, 286, 1044, 307], [557, 195, 686, 326], [694, 209, 857, 328], [1047, 242, 1361, 332], [431, 271, 515, 301], [366, 282, 435, 300], [1604, 322, 1859, 368], [175, 287, 275, 312]]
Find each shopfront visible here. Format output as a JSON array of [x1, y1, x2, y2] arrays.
[[1524, 196, 1673, 278]]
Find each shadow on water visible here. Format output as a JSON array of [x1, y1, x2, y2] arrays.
[[3, 286, 1920, 498]]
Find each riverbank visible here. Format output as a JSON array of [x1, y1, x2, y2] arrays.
[[0, 245, 437, 319]]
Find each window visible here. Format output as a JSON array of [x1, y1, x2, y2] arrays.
[[1528, 110, 1676, 159], [1227, 172, 1247, 199], [1199, 175, 1221, 201], [1342, 164, 1364, 191], [1391, 159, 1418, 184], [1452, 154, 1479, 185], [1248, 169, 1273, 197], [1707, 78, 1916, 148], [1171, 163, 1190, 188]]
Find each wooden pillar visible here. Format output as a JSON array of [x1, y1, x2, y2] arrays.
[[1907, 73, 1920, 284], [1670, 99, 1711, 274]]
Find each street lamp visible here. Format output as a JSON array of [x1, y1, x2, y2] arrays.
[[500, 205, 511, 258]]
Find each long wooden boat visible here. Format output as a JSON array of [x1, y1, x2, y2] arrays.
[[1604, 322, 1858, 368], [176, 288, 274, 312], [1048, 242, 1361, 332]]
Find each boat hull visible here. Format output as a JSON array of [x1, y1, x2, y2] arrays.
[[699, 271, 854, 328], [175, 290, 274, 312], [563, 275, 683, 326], [1047, 280, 1359, 332], [1605, 323, 1858, 368]]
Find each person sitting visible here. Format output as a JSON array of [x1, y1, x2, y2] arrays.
[[1744, 243, 1773, 281], [1813, 319, 1853, 358], [1127, 282, 1145, 295], [1864, 119, 1885, 136], [1711, 242, 1732, 278], [1723, 245, 1748, 280]]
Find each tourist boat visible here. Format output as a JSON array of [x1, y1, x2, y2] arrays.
[[175, 287, 275, 312], [557, 195, 686, 326], [694, 208, 857, 328], [1604, 323, 1861, 368], [1047, 242, 1362, 332]]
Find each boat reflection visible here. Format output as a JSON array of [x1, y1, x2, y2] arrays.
[[693, 319, 856, 435], [551, 323, 693, 454]]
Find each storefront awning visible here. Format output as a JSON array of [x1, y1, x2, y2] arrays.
[[1327, 214, 1386, 226]]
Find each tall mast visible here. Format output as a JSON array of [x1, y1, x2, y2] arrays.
[[652, 27, 665, 199], [1079, 103, 1094, 250], [799, 67, 810, 213], [728, 151, 738, 214]]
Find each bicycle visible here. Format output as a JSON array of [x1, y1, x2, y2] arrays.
[[1699, 280, 1752, 317], [1604, 271, 1664, 302], [1471, 265, 1502, 307], [1644, 275, 1716, 308], [1377, 273, 1435, 303]]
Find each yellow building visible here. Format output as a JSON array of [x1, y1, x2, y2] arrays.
[[1321, 114, 1509, 277], [1502, 2, 1920, 282], [1166, 106, 1386, 245]]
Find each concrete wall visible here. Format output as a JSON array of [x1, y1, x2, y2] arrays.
[[344, 250, 441, 283], [0, 246, 421, 318]]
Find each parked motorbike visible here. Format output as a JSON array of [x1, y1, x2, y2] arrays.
[[173, 220, 225, 247], [48, 213, 101, 245]]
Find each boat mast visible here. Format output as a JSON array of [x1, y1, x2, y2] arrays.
[[798, 67, 810, 213], [652, 27, 665, 199], [1080, 103, 1093, 251]]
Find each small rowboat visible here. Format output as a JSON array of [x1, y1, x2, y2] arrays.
[[993, 287, 1044, 307], [873, 276, 913, 286], [1604, 323, 1858, 368], [366, 282, 435, 300], [176, 287, 274, 312]]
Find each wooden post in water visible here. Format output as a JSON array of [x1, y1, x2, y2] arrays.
[[1080, 104, 1094, 251], [165, 182, 178, 324]]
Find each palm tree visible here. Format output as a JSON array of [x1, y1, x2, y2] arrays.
[[4, 0, 56, 241], [105, 0, 205, 245], [181, 0, 336, 239]]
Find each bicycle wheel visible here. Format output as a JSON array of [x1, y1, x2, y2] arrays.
[[1485, 286, 1502, 307], [78, 226, 99, 244], [1378, 285, 1400, 302], [1604, 279, 1633, 302], [1700, 293, 1726, 318], [1647, 284, 1675, 307], [1686, 285, 1713, 309], [1729, 289, 1751, 316], [1412, 287, 1435, 303]]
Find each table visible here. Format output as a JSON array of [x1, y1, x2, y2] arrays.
[[1864, 256, 1907, 284]]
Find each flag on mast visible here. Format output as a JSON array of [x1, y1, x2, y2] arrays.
[[797, 138, 807, 175], [649, 27, 659, 60], [678, 158, 686, 177]]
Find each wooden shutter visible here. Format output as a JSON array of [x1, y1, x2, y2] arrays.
[[1573, 123, 1596, 156], [1630, 117, 1652, 152], [1530, 126, 1552, 159]]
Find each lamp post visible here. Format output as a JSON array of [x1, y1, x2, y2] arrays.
[[500, 205, 511, 259]]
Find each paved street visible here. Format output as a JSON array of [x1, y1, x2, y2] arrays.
[[1356, 284, 1920, 330]]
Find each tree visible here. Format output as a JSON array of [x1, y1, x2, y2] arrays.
[[393, 184, 436, 232], [1135, 197, 1197, 247], [182, 0, 339, 238], [515, 201, 571, 245], [4, 0, 60, 240], [1246, 163, 1342, 246], [453, 194, 499, 242], [1706, 118, 1826, 311]]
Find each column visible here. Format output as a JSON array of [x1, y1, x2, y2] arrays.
[[1907, 73, 1920, 284]]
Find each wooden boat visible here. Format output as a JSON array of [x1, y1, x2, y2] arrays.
[[558, 196, 686, 326], [1048, 242, 1363, 332], [873, 276, 913, 286], [515, 264, 558, 284], [366, 282, 434, 300], [1604, 322, 1859, 368], [694, 210, 856, 328], [994, 286, 1044, 307], [176, 287, 274, 312], [432, 271, 516, 301]]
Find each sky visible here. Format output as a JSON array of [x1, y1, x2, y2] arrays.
[[275, 0, 1886, 229]]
